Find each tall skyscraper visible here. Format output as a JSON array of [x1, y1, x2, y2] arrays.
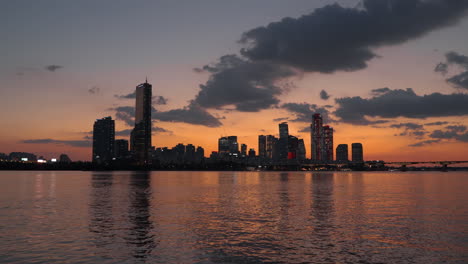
[[218, 137, 230, 153], [311, 113, 323, 161], [93, 116, 115, 164], [297, 139, 306, 160], [323, 125, 334, 161], [258, 135, 267, 158], [352, 143, 364, 162], [336, 144, 348, 162], [278, 122, 289, 160], [131, 79, 152, 165], [228, 136, 239, 154], [266, 135, 278, 160], [114, 139, 129, 160], [241, 144, 247, 157]]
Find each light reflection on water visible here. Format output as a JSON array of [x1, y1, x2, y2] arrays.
[[0, 171, 467, 263]]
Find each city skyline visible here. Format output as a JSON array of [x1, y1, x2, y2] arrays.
[[2, 0, 468, 161]]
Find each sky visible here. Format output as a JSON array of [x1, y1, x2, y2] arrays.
[[1, 0, 468, 161]]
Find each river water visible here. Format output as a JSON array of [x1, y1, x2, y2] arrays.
[[0, 171, 467, 263]]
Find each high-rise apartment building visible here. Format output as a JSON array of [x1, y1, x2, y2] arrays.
[[311, 113, 323, 161], [323, 125, 334, 161], [114, 139, 129, 160], [258, 135, 266, 158], [352, 143, 364, 162], [93, 116, 115, 164], [131, 79, 152, 165], [336, 144, 348, 162], [266, 135, 278, 160], [278, 122, 289, 160]]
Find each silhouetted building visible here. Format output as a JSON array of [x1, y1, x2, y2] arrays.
[[323, 125, 333, 161], [185, 144, 195, 163], [278, 122, 289, 160], [218, 137, 230, 154], [241, 144, 247, 157], [352, 143, 364, 162], [228, 136, 239, 154], [258, 135, 266, 158], [59, 154, 72, 163], [114, 139, 129, 160], [311, 113, 323, 161], [248, 148, 256, 157], [0, 153, 8, 161], [266, 135, 278, 160], [174, 143, 186, 163], [195, 146, 205, 163], [336, 144, 348, 162], [131, 79, 152, 165], [92, 116, 115, 164], [297, 139, 306, 160], [287, 135, 299, 160], [9, 152, 37, 162]]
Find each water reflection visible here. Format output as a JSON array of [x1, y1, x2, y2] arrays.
[[89, 171, 156, 262], [126, 171, 156, 260]]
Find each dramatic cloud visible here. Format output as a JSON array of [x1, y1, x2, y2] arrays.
[[153, 102, 222, 127], [425, 121, 449, 126], [21, 139, 91, 147], [409, 139, 441, 147], [153, 96, 168, 105], [320, 90, 330, 100], [273, 117, 288, 122], [88, 86, 100, 95], [390, 122, 424, 130], [115, 91, 136, 99], [429, 125, 468, 142], [194, 54, 296, 112], [371, 87, 392, 95], [45, 65, 63, 72], [112, 103, 221, 127], [240, 0, 468, 73], [335, 88, 468, 125], [436, 51, 468, 89], [281, 102, 333, 123]]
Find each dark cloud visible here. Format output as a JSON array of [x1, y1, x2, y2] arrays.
[[428, 125, 468, 142], [153, 96, 168, 105], [281, 102, 333, 123], [273, 117, 288, 122], [88, 86, 100, 95], [298, 126, 311, 133], [112, 106, 135, 126], [194, 54, 296, 112], [45, 65, 63, 72], [436, 51, 468, 89], [446, 71, 468, 89], [112, 104, 221, 127], [424, 121, 449, 126], [335, 88, 468, 125], [115, 91, 136, 99], [434, 62, 448, 75], [115, 126, 172, 137], [320, 90, 330, 100], [390, 122, 424, 130], [21, 139, 91, 147], [240, 0, 468, 73], [409, 139, 441, 147], [371, 87, 392, 95], [153, 102, 222, 127], [115, 129, 133, 137]]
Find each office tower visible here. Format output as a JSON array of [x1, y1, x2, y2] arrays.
[[266, 135, 278, 160], [131, 79, 152, 165], [322, 125, 333, 161], [258, 135, 266, 158], [174, 143, 186, 163], [352, 143, 364, 162], [185, 144, 195, 163], [92, 116, 115, 164], [287, 135, 299, 160], [218, 137, 230, 153], [311, 113, 323, 161], [228, 136, 239, 154], [297, 139, 306, 160], [114, 139, 129, 160], [241, 144, 247, 156], [248, 148, 256, 157], [336, 144, 348, 162], [278, 122, 289, 160], [195, 146, 205, 163]]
